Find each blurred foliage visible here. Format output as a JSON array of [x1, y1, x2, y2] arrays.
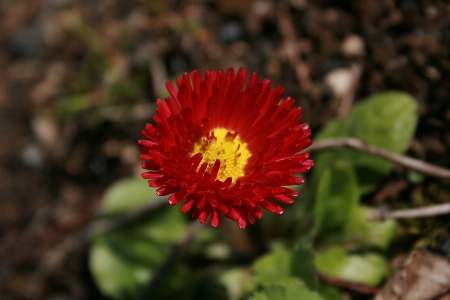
[[314, 92, 418, 194], [315, 247, 388, 286], [89, 91, 419, 299], [251, 278, 323, 300], [90, 177, 189, 298]]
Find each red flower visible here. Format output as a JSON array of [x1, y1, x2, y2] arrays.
[[139, 68, 313, 228]]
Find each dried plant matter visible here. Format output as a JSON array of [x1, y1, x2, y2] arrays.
[[375, 250, 450, 300]]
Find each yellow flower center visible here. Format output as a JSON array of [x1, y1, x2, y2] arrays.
[[192, 128, 251, 182]]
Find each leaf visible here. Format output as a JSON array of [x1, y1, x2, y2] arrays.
[[140, 206, 189, 244], [291, 242, 318, 290], [349, 92, 417, 157], [251, 278, 323, 300], [188, 276, 229, 300], [282, 279, 323, 300], [101, 176, 160, 214], [56, 93, 91, 116], [315, 246, 388, 286], [313, 161, 359, 238], [312, 161, 397, 249], [89, 238, 152, 299], [314, 91, 418, 194], [260, 284, 286, 300], [108, 81, 142, 104], [252, 285, 283, 300], [345, 206, 397, 250], [219, 268, 255, 300], [252, 292, 270, 300], [89, 176, 189, 299], [103, 234, 168, 267], [318, 284, 347, 300], [252, 246, 292, 285], [407, 170, 425, 184]]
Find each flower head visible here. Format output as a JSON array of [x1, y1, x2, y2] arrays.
[[139, 68, 313, 228]]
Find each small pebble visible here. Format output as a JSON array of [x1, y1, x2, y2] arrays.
[[21, 143, 45, 168], [324, 68, 353, 98], [251, 1, 273, 19], [12, 25, 44, 59], [31, 115, 60, 150], [425, 66, 440, 81], [341, 34, 365, 58], [219, 20, 246, 44], [90, 156, 107, 175]]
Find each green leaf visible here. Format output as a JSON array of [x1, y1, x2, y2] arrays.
[[89, 212, 187, 298], [56, 93, 91, 116], [252, 246, 292, 284], [314, 91, 418, 194], [252, 286, 282, 300], [313, 161, 359, 238], [349, 92, 417, 157], [252, 292, 270, 300], [260, 284, 286, 300], [315, 246, 388, 286], [187, 276, 229, 300], [312, 162, 397, 248], [282, 279, 323, 300], [89, 176, 189, 299], [89, 238, 153, 299], [318, 284, 347, 300], [219, 268, 256, 300], [101, 176, 160, 214], [407, 170, 425, 184], [108, 81, 142, 104], [140, 206, 189, 244], [291, 242, 318, 290], [103, 234, 168, 267], [345, 206, 397, 250], [251, 278, 323, 300]]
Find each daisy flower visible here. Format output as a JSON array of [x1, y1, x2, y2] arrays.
[[139, 68, 313, 228]]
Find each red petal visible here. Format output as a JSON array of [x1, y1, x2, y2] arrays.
[[168, 190, 188, 205], [180, 197, 195, 213], [156, 186, 179, 196], [273, 194, 294, 204], [210, 210, 220, 227], [210, 159, 220, 182], [198, 210, 209, 224], [141, 171, 164, 179], [238, 218, 246, 229]]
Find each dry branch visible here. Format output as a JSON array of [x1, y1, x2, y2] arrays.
[[370, 203, 450, 221], [338, 62, 363, 117], [308, 138, 450, 179]]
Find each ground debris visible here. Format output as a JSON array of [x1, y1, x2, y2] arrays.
[[375, 250, 450, 300]]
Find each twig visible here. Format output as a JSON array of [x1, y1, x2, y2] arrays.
[[370, 203, 450, 221], [147, 43, 169, 100], [138, 222, 202, 300], [276, 1, 313, 94], [338, 61, 363, 117], [307, 138, 450, 179]]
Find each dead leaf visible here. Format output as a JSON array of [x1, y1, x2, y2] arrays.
[[375, 250, 450, 300]]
